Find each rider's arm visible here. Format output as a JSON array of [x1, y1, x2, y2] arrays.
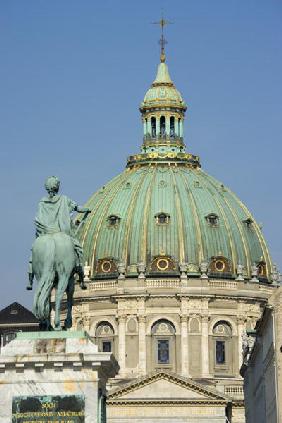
[[75, 206, 91, 214]]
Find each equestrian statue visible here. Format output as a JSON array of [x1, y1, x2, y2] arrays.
[[27, 176, 91, 330]]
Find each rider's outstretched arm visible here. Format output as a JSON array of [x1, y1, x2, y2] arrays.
[[75, 206, 91, 214]]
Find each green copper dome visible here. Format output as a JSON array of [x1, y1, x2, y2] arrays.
[[79, 165, 272, 280], [78, 58, 273, 282]]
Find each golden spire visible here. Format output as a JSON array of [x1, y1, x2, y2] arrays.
[[153, 17, 172, 63]]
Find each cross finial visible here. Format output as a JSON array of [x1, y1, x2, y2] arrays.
[[152, 17, 172, 63]]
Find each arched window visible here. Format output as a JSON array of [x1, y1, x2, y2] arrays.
[[160, 116, 166, 136], [95, 321, 115, 353], [212, 321, 233, 375], [151, 117, 156, 138], [151, 319, 176, 371], [257, 261, 267, 278], [170, 116, 175, 137]]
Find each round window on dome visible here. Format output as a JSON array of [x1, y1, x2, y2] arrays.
[[101, 260, 112, 273], [157, 258, 169, 271], [215, 260, 225, 272]]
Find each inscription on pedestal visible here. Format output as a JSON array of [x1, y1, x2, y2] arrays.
[[12, 395, 85, 422]]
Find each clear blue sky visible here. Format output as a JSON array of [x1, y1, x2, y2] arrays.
[[0, 0, 281, 309]]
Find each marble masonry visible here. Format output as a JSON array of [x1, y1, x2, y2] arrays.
[[0, 331, 118, 423]]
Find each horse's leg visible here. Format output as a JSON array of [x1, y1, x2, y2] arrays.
[[54, 274, 69, 330], [64, 275, 75, 329]]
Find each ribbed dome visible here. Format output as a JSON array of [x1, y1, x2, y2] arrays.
[[79, 165, 272, 281], [78, 54, 273, 283]]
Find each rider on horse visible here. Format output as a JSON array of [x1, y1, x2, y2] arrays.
[[28, 176, 90, 289]]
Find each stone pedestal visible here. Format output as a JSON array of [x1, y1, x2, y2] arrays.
[[0, 331, 119, 423]]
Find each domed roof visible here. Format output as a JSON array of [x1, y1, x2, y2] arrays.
[[79, 165, 272, 280], [78, 53, 273, 283], [141, 62, 186, 110]]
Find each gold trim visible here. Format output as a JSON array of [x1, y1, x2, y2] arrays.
[[199, 173, 237, 273], [140, 168, 157, 263], [178, 169, 204, 262], [122, 170, 148, 263]]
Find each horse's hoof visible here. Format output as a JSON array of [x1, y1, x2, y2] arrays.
[[26, 286, 32, 291], [80, 283, 87, 290]]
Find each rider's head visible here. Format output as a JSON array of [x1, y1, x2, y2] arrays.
[[45, 176, 60, 196]]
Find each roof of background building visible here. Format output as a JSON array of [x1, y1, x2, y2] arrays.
[[0, 302, 38, 325]]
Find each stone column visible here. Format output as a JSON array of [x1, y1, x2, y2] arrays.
[[201, 315, 210, 377], [179, 119, 184, 138], [138, 315, 146, 375], [143, 119, 147, 136], [156, 116, 160, 137], [165, 115, 170, 137], [118, 315, 126, 375], [237, 316, 245, 371], [180, 315, 189, 376], [175, 118, 179, 136]]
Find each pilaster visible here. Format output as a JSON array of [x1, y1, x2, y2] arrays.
[[201, 315, 211, 377], [118, 315, 126, 375], [138, 315, 147, 375]]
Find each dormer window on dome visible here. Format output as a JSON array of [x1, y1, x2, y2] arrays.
[[107, 215, 121, 227], [155, 212, 170, 225], [243, 217, 254, 227], [205, 213, 219, 226]]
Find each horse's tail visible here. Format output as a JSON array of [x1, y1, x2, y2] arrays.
[[32, 239, 56, 321]]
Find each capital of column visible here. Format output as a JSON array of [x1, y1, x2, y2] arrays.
[[237, 315, 246, 325], [180, 315, 188, 324], [118, 315, 127, 323], [138, 315, 146, 324], [201, 315, 210, 324]]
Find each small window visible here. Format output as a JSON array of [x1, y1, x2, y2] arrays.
[[4, 332, 17, 346], [243, 217, 253, 227], [214, 259, 226, 272], [107, 215, 120, 226], [216, 340, 226, 364], [160, 116, 166, 136], [158, 339, 169, 364], [151, 117, 156, 138], [170, 116, 175, 137], [257, 261, 267, 277], [205, 213, 219, 226], [155, 212, 170, 225], [102, 341, 112, 352]]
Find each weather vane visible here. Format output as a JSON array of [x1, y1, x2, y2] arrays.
[[152, 17, 172, 63]]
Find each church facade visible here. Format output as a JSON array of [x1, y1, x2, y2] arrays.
[[66, 42, 278, 422]]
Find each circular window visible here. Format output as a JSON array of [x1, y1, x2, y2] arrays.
[[215, 260, 225, 272], [157, 258, 169, 271], [101, 260, 112, 273]]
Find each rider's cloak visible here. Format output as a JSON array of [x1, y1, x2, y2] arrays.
[[35, 195, 77, 236]]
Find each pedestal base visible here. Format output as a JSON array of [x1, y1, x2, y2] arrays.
[[0, 331, 119, 423]]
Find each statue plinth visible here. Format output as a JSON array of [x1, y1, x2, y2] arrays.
[[0, 331, 119, 423]]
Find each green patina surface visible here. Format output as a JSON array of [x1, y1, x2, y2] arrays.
[[78, 165, 272, 278], [77, 58, 272, 281], [16, 330, 89, 340]]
